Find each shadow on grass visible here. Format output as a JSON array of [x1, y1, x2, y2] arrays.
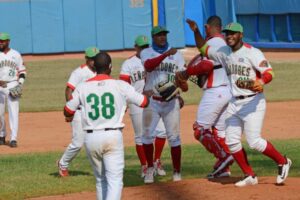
[[49, 171, 92, 177]]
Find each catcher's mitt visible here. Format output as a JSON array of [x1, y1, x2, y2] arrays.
[[236, 79, 263, 92], [9, 84, 22, 98], [155, 80, 180, 102]]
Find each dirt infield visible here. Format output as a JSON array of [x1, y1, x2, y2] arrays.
[[1, 102, 300, 200]]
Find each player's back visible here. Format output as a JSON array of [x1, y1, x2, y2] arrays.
[[76, 75, 146, 130]]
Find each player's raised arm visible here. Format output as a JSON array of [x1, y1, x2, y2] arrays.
[[186, 19, 207, 50]]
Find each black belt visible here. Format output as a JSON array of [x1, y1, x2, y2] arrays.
[[213, 65, 222, 70], [235, 94, 256, 100], [87, 128, 123, 133]]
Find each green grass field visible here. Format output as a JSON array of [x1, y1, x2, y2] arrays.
[[0, 58, 299, 199], [20, 58, 300, 112], [0, 140, 299, 200]]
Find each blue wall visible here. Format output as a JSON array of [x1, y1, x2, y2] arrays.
[[1, 0, 300, 54]]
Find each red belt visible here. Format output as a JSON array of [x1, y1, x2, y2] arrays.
[[152, 96, 166, 102]]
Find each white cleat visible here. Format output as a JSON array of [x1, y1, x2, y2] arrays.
[[154, 159, 166, 176], [235, 176, 258, 187], [173, 172, 182, 182], [276, 158, 292, 185], [144, 167, 155, 184], [141, 165, 147, 178]]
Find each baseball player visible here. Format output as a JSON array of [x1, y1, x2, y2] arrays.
[[57, 47, 99, 177], [64, 51, 149, 200], [187, 19, 292, 187], [119, 35, 167, 177], [0, 32, 26, 148], [140, 26, 188, 183], [188, 16, 234, 178]]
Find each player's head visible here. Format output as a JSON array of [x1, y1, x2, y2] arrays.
[[134, 35, 149, 56], [85, 47, 100, 70], [0, 32, 10, 52], [222, 22, 243, 50], [93, 52, 112, 75], [205, 16, 222, 37], [151, 26, 169, 47]]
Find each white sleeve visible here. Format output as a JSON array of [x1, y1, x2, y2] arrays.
[[65, 85, 81, 113], [67, 69, 81, 90], [140, 48, 151, 65], [119, 81, 146, 107], [120, 60, 131, 76], [250, 48, 272, 74], [177, 52, 186, 70]]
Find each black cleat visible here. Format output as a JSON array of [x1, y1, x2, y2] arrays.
[[0, 137, 5, 145], [9, 140, 17, 148]]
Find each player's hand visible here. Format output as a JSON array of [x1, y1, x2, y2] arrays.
[[0, 80, 7, 88], [143, 90, 154, 98], [65, 116, 74, 122], [165, 48, 177, 56], [186, 19, 198, 32], [252, 80, 264, 93]]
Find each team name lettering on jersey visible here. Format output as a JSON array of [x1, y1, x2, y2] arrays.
[[130, 70, 145, 83], [0, 60, 17, 69], [155, 62, 179, 73], [227, 64, 250, 77]]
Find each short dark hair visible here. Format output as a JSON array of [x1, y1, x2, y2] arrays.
[[206, 15, 222, 27], [93, 52, 112, 74]]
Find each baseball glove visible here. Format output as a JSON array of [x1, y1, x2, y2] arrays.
[[236, 79, 263, 92], [9, 84, 22, 98], [155, 80, 180, 101], [175, 71, 188, 92]]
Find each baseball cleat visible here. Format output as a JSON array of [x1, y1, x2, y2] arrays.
[[209, 155, 234, 177], [141, 165, 147, 178], [57, 160, 69, 177], [235, 175, 258, 187], [9, 140, 17, 148], [173, 172, 182, 182], [154, 159, 166, 176], [276, 158, 292, 185], [144, 167, 155, 184], [0, 137, 5, 145], [207, 167, 231, 179]]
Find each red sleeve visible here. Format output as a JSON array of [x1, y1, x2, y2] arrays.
[[119, 74, 131, 84], [261, 69, 273, 84], [64, 106, 76, 115], [144, 54, 168, 72], [139, 96, 149, 108], [186, 60, 214, 76]]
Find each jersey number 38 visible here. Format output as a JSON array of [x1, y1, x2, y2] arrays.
[[87, 92, 115, 120]]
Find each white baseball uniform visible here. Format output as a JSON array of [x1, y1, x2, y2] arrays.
[[120, 55, 166, 146], [65, 74, 147, 200], [196, 36, 231, 138], [0, 48, 26, 141], [140, 47, 185, 147], [204, 43, 272, 153], [59, 64, 96, 169]]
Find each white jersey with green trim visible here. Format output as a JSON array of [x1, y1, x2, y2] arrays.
[[0, 48, 26, 82], [67, 64, 96, 90], [120, 55, 145, 93], [66, 74, 147, 130], [206, 44, 272, 97], [140, 47, 185, 95]]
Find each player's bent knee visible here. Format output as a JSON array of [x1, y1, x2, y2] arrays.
[[134, 135, 142, 144], [226, 141, 242, 154], [168, 136, 181, 147], [193, 122, 205, 141], [248, 138, 267, 152]]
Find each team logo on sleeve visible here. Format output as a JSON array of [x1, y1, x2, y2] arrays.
[[259, 60, 269, 68]]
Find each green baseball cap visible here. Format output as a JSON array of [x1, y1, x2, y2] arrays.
[[222, 22, 243, 33], [151, 26, 169, 35], [0, 32, 10, 40], [85, 47, 100, 58], [135, 35, 149, 47]]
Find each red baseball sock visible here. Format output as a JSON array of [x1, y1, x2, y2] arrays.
[[154, 137, 166, 161], [262, 141, 286, 165], [232, 148, 255, 176], [143, 143, 154, 167], [171, 145, 181, 172], [136, 144, 147, 166]]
